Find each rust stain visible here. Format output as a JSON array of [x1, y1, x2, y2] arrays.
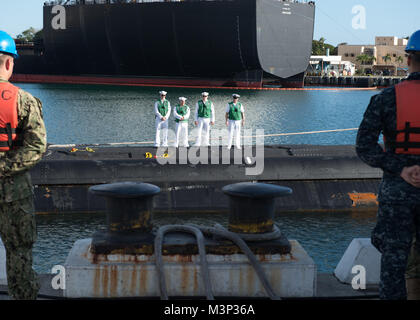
[[229, 219, 274, 234], [93, 268, 101, 297], [247, 268, 255, 292], [181, 265, 189, 293], [348, 192, 378, 207], [103, 267, 109, 297], [139, 266, 148, 295], [259, 254, 267, 262], [173, 254, 193, 263], [130, 267, 138, 295], [193, 266, 199, 292], [110, 266, 118, 297]]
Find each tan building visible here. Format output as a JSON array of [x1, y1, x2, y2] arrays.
[[338, 36, 408, 75]]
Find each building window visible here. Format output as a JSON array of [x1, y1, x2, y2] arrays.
[[351, 53, 355, 57], [345, 53, 349, 57]]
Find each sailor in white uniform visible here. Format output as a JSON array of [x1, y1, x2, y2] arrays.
[[194, 92, 215, 147], [225, 94, 245, 149], [173, 97, 191, 148], [154, 91, 171, 147]]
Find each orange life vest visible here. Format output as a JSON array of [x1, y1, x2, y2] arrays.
[[387, 80, 420, 155], [0, 82, 23, 151]]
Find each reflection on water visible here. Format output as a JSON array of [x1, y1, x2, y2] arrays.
[[33, 211, 377, 274], [17, 83, 380, 146]]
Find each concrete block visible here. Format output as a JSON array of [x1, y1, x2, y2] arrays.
[[64, 239, 317, 298], [0, 238, 6, 285], [334, 238, 381, 285]]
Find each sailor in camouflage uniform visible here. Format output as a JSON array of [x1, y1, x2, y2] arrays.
[[356, 30, 420, 300], [0, 31, 47, 300]]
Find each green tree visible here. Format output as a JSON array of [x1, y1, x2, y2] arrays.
[[325, 43, 338, 55], [395, 55, 405, 75], [356, 54, 376, 65], [356, 54, 376, 74], [16, 27, 38, 42], [33, 30, 43, 43], [312, 37, 325, 55], [312, 37, 338, 56], [382, 53, 392, 65], [395, 55, 404, 67]]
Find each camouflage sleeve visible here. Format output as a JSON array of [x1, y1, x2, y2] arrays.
[[0, 90, 47, 177], [356, 93, 405, 176]]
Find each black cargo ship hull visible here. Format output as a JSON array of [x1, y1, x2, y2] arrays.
[[13, 0, 315, 88]]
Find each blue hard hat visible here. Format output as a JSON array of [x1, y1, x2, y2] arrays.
[[406, 30, 420, 53], [0, 30, 19, 59]]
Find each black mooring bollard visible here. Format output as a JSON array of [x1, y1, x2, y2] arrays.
[[89, 182, 161, 233], [222, 182, 292, 235], [89, 182, 161, 254]]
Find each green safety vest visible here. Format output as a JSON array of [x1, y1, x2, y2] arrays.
[[175, 104, 189, 123], [157, 100, 169, 117], [228, 102, 242, 121], [198, 100, 212, 119]]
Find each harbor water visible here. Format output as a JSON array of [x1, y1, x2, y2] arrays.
[[34, 211, 377, 275], [16, 82, 381, 275], [18, 83, 380, 146]]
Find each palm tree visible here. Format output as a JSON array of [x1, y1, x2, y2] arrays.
[[395, 55, 404, 67], [395, 55, 405, 76], [366, 55, 377, 65], [382, 54, 392, 65], [356, 54, 376, 74]]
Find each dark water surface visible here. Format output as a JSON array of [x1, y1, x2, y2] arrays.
[[34, 211, 377, 275], [17, 83, 380, 146]]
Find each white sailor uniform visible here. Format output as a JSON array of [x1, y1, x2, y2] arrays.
[[173, 98, 190, 147], [154, 98, 171, 147], [194, 94, 215, 147]]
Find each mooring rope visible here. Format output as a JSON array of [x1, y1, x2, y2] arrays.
[[193, 224, 281, 300], [154, 225, 214, 300], [154, 223, 281, 300], [47, 127, 359, 148]]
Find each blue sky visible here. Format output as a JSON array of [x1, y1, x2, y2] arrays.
[[313, 0, 419, 45], [0, 0, 419, 46]]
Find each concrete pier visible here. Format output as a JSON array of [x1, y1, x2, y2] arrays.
[[0, 272, 379, 300], [63, 238, 316, 299], [304, 75, 404, 88]]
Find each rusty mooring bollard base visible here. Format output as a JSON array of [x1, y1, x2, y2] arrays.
[[90, 230, 156, 255], [91, 230, 291, 256]]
